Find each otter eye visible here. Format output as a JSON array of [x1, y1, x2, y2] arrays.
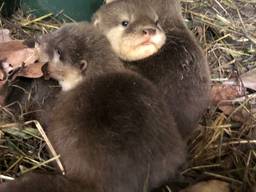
[[121, 20, 129, 27], [55, 48, 63, 61], [80, 60, 88, 72], [57, 48, 62, 56]]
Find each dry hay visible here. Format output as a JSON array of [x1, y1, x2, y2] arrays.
[[181, 0, 256, 191], [0, 0, 256, 191], [0, 8, 64, 181]]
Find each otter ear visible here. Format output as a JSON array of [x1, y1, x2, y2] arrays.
[[105, 0, 118, 4], [53, 49, 61, 64], [35, 35, 48, 52], [92, 14, 100, 27], [34, 35, 43, 49], [79, 60, 88, 72], [34, 42, 40, 50]]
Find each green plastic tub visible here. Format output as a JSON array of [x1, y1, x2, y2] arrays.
[[21, 0, 104, 21]]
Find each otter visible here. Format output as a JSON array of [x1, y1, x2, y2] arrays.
[[0, 22, 186, 192], [4, 77, 60, 123], [93, 0, 210, 138]]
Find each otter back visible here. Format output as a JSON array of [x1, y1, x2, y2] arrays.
[[48, 70, 185, 192]]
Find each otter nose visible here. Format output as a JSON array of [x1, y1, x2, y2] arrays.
[[143, 28, 156, 36]]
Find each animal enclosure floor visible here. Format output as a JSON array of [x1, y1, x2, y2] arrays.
[[0, 0, 256, 191]]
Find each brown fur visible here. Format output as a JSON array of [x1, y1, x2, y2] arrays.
[[4, 77, 60, 124], [93, 0, 210, 138], [93, 1, 166, 62], [0, 173, 86, 192], [1, 23, 186, 192], [49, 71, 185, 192], [37, 22, 124, 91]]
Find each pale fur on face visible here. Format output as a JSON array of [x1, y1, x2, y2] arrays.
[[94, 0, 166, 61], [58, 70, 83, 92], [38, 49, 84, 91], [48, 52, 84, 91], [106, 26, 166, 61]]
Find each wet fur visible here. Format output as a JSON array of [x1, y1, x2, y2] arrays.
[[1, 23, 186, 192], [94, 0, 210, 138]]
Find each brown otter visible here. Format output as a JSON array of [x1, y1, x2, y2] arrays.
[[0, 22, 186, 192], [4, 77, 60, 123], [93, 0, 210, 138]]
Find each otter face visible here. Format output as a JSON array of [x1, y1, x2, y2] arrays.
[[93, 0, 166, 61], [36, 30, 87, 92], [41, 49, 86, 91]]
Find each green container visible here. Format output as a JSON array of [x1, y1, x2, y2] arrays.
[[21, 0, 104, 21]]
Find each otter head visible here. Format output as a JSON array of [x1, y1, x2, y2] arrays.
[[93, 0, 166, 61], [36, 26, 88, 91]]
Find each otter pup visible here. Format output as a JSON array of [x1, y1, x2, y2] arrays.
[[1, 22, 185, 192], [4, 77, 60, 123], [93, 0, 210, 138]]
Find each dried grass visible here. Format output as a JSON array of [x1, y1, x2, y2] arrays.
[[0, 9, 64, 181], [0, 0, 256, 191], [180, 0, 256, 191]]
